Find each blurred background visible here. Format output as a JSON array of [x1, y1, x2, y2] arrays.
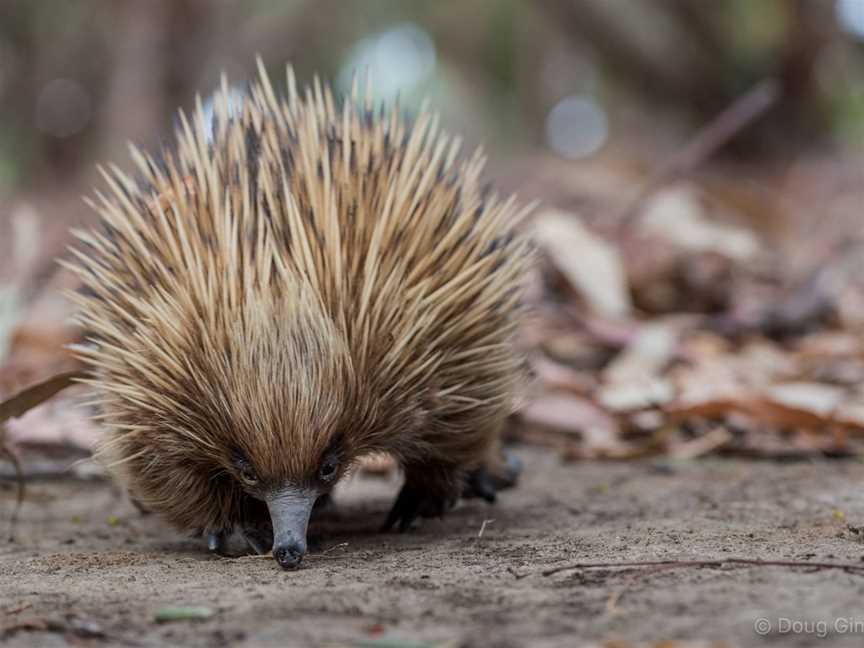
[[3, 0, 864, 461], [2, 0, 864, 235]]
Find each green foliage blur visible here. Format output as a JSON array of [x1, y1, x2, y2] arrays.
[[0, 0, 862, 205]]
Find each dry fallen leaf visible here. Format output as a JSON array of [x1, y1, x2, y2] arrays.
[[639, 184, 760, 260], [597, 378, 675, 413], [0, 370, 83, 425], [530, 354, 597, 396], [533, 209, 632, 319], [669, 427, 734, 459], [603, 321, 680, 384], [763, 382, 845, 419], [597, 321, 681, 412], [521, 393, 620, 444]]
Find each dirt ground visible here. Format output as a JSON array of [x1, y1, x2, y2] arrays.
[[4, 447, 864, 648]]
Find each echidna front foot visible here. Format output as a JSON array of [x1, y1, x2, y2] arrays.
[[207, 530, 230, 555], [462, 449, 522, 502], [205, 525, 273, 556], [462, 468, 497, 503], [240, 523, 274, 555], [382, 480, 457, 532]]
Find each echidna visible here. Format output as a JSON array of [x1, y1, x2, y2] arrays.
[[65, 60, 532, 570]]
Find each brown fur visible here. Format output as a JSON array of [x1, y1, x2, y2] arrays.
[[64, 60, 533, 536]]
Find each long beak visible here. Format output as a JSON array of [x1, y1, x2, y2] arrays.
[[265, 486, 316, 570]]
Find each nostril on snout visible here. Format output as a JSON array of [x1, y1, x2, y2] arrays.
[[273, 543, 305, 570]]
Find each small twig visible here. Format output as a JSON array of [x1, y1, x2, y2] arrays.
[[3, 601, 33, 615], [606, 563, 701, 615], [478, 519, 495, 539], [616, 78, 780, 230], [538, 557, 864, 578], [603, 557, 864, 614], [320, 541, 349, 555], [514, 557, 864, 609]]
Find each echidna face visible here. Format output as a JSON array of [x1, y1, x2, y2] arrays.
[[200, 299, 359, 568], [225, 444, 343, 570], [94, 291, 360, 570]]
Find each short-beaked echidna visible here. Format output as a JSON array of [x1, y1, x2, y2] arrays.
[[66, 61, 533, 569]]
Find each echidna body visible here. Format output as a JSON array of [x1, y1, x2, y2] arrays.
[[66, 62, 532, 569]]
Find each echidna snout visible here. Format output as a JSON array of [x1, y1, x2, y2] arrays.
[[266, 486, 316, 570]]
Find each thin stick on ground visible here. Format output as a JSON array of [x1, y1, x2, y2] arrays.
[[511, 557, 864, 613], [616, 78, 780, 231], [606, 563, 685, 615], [601, 557, 864, 614], [524, 557, 864, 579]]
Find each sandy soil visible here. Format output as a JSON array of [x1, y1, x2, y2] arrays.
[[3, 447, 864, 647]]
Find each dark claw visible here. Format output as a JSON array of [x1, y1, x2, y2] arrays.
[[241, 524, 273, 555], [463, 450, 522, 502], [463, 468, 497, 503], [207, 522, 274, 557], [382, 484, 453, 532], [499, 450, 522, 489], [207, 530, 229, 556], [382, 484, 419, 532]]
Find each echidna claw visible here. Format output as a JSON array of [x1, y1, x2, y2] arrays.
[[462, 469, 497, 503], [206, 530, 229, 556], [240, 525, 273, 555], [500, 450, 523, 488], [463, 450, 522, 502], [382, 484, 454, 533], [206, 526, 273, 556], [382, 484, 419, 532]]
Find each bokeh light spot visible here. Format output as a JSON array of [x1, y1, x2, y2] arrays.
[[544, 95, 608, 159], [837, 0, 864, 39], [339, 23, 436, 101]]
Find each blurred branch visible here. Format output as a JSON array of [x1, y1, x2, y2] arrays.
[[617, 79, 780, 230]]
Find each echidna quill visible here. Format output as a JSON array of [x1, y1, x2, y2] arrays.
[[65, 60, 533, 570]]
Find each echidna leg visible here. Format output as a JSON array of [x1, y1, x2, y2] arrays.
[[382, 465, 460, 532], [462, 449, 522, 501], [206, 530, 230, 556], [240, 523, 274, 555], [205, 526, 272, 556], [382, 484, 452, 532], [237, 496, 275, 555]]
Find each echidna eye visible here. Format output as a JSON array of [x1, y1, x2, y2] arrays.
[[232, 452, 259, 486], [318, 457, 339, 483], [239, 466, 259, 486]]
